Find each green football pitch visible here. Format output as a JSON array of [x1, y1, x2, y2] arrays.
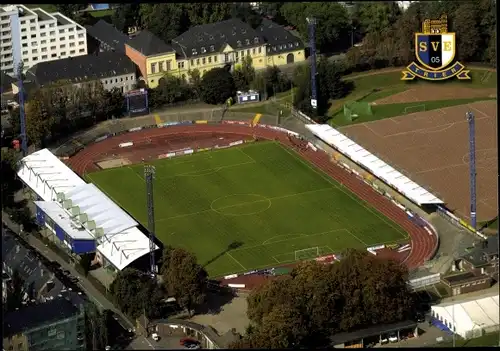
[[86, 141, 408, 277]]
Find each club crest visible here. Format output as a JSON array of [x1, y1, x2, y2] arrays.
[[402, 15, 470, 81]]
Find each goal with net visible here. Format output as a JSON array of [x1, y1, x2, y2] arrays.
[[294, 247, 320, 261]]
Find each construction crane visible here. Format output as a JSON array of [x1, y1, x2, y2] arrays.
[[466, 112, 477, 230], [306, 17, 318, 112], [144, 165, 157, 277]]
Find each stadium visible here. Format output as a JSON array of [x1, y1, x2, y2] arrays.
[[16, 110, 446, 286]]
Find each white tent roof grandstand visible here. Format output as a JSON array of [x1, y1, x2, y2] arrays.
[[306, 124, 443, 205], [34, 201, 95, 241], [17, 148, 86, 201], [431, 294, 499, 337], [17, 148, 158, 271]]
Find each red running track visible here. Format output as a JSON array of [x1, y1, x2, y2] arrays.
[[67, 124, 437, 271]]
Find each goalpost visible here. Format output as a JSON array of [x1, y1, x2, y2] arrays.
[[294, 247, 320, 261]]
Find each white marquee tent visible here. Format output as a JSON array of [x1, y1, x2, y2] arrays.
[[431, 294, 499, 339]]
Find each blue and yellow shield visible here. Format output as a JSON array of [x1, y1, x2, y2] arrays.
[[415, 33, 456, 71]]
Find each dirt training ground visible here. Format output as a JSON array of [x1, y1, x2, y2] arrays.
[[340, 100, 497, 222]]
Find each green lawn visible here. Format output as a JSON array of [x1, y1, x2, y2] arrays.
[[24, 4, 58, 12], [328, 67, 497, 119], [86, 142, 408, 277], [330, 97, 496, 127], [89, 9, 114, 18]]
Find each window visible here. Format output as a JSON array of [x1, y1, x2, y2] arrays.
[[50, 31, 55, 36], [235, 51, 239, 58], [252, 48, 255, 54], [31, 34, 36, 38], [70, 50, 75, 54], [32, 48, 38, 54], [254, 37, 259, 44], [59, 29, 65, 34], [42, 55, 47, 59], [41, 47, 47, 52], [51, 53, 57, 57], [78, 41, 84, 46], [68, 27, 74, 32], [166, 60, 171, 71], [126, 76, 129, 81], [61, 51, 66, 56], [190, 59, 194, 66], [30, 26, 35, 31], [41, 40, 46, 44], [22, 50, 28, 55], [30, 19, 35, 23], [21, 28, 26, 32], [202, 57, 206, 64], [69, 43, 75, 47], [60, 37, 66, 41], [33, 56, 38, 61], [40, 24, 45, 29], [191, 49, 197, 55], [272, 46, 277, 51], [60, 44, 66, 49], [201, 47, 206, 54], [22, 43, 27, 48], [177, 62, 185, 69], [158, 61, 164, 72], [214, 55, 218, 63], [196, 58, 200, 65], [50, 38, 55, 43], [236, 40, 241, 47], [78, 33, 84, 38], [209, 45, 214, 52], [49, 23, 55, 28], [120, 77, 123, 82], [295, 42, 299, 47], [224, 53, 228, 62], [246, 49, 250, 56], [208, 57, 211, 64], [288, 43, 293, 48], [21, 35, 27, 40], [50, 46, 56, 50], [79, 48, 85, 52], [115, 78, 118, 83], [104, 80, 108, 84], [69, 35, 74, 40], [150, 63, 156, 74], [245, 39, 250, 45]]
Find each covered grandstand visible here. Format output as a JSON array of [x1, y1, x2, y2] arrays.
[[430, 294, 499, 339], [17, 148, 159, 271], [305, 124, 444, 206]]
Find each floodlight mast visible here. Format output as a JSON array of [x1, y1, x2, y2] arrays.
[[144, 165, 156, 277]]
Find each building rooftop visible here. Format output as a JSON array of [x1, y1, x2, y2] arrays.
[[172, 18, 265, 59], [126, 30, 174, 56], [256, 19, 304, 53], [4, 296, 82, 336], [53, 13, 72, 26], [86, 20, 130, 54], [462, 235, 499, 267], [442, 272, 490, 285], [26, 51, 136, 86], [32, 8, 54, 22], [330, 320, 418, 345]]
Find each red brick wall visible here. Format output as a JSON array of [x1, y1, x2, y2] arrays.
[[125, 45, 147, 78]]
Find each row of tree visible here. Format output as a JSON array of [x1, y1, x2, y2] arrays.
[[231, 249, 415, 348], [8, 82, 124, 148], [110, 246, 208, 319]]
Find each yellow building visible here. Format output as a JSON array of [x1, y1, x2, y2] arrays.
[[124, 19, 305, 87], [170, 18, 305, 82], [125, 30, 178, 88]]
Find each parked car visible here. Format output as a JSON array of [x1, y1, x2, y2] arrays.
[[152, 333, 160, 342], [180, 338, 200, 348]]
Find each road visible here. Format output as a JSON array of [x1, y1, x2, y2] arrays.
[[2, 210, 155, 350]]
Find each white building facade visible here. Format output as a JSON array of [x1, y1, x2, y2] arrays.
[[0, 5, 87, 76]]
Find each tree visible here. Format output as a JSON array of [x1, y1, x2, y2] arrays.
[[237, 249, 415, 349], [54, 4, 87, 20], [79, 253, 93, 277], [112, 4, 140, 33], [139, 4, 189, 43], [110, 268, 164, 319], [103, 87, 125, 118], [1, 147, 21, 209], [281, 3, 351, 53], [351, 2, 402, 36], [24, 91, 54, 147], [230, 3, 262, 28], [85, 303, 109, 350], [200, 68, 236, 105], [184, 3, 232, 26], [233, 55, 256, 92], [188, 69, 202, 99], [161, 247, 208, 316]]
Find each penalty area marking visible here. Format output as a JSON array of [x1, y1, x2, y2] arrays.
[[226, 252, 247, 271], [210, 194, 272, 216]]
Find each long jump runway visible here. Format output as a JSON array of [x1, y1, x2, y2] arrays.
[[340, 100, 497, 222]]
